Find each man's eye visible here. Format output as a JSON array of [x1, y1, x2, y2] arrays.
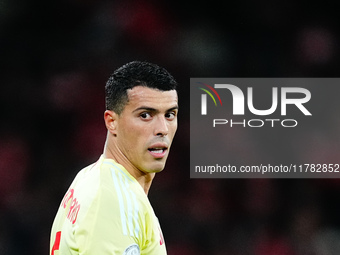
[[140, 112, 151, 119], [165, 112, 176, 120]]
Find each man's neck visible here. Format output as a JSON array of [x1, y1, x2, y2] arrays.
[[103, 141, 155, 195], [137, 172, 155, 195]]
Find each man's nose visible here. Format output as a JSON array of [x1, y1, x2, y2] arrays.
[[154, 116, 169, 137]]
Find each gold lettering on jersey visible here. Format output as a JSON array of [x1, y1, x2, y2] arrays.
[[61, 188, 81, 224]]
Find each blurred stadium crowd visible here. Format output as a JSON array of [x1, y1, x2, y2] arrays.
[[1, 0, 340, 254]]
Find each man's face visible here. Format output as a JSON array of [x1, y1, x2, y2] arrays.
[[115, 86, 178, 174]]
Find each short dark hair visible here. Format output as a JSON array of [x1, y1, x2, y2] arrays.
[[105, 61, 177, 114]]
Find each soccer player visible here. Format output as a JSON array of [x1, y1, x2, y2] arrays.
[[50, 61, 178, 255]]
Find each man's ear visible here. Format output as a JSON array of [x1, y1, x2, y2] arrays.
[[104, 110, 118, 136]]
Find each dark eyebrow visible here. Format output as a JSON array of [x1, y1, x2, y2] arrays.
[[167, 106, 179, 112], [133, 107, 157, 113], [133, 105, 178, 113]]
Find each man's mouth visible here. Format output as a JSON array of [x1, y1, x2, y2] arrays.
[[148, 145, 168, 158], [149, 148, 165, 154]]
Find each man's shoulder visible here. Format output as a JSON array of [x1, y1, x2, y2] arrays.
[[70, 157, 150, 214], [100, 160, 154, 216]]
